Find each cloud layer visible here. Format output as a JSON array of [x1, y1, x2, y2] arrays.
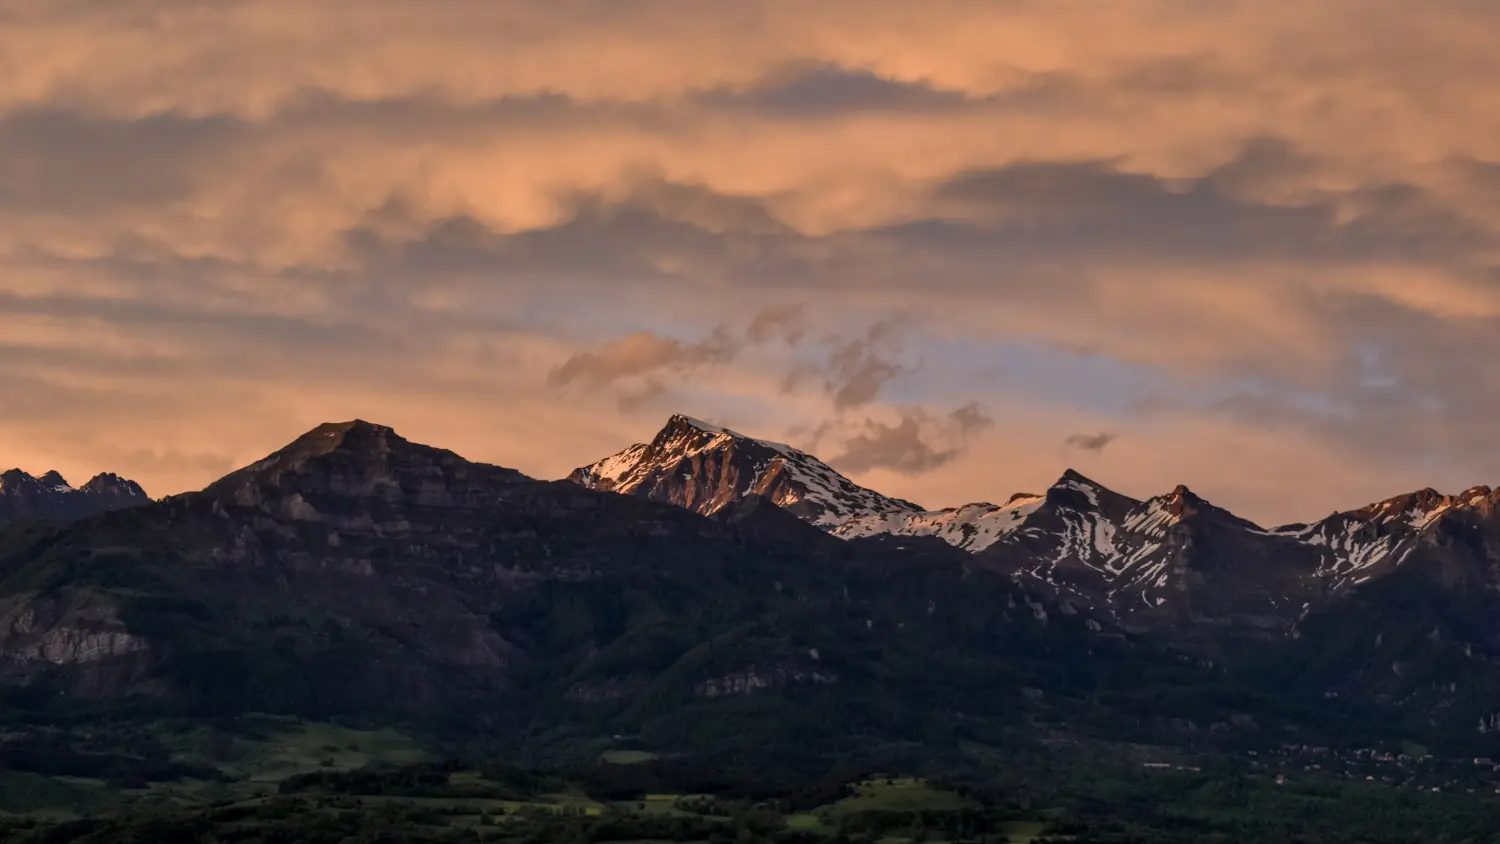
[[4, 0, 1500, 524]]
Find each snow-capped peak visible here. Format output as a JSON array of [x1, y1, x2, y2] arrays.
[[570, 416, 1500, 625], [671, 415, 739, 438], [655, 414, 798, 458], [0, 467, 151, 525], [39, 470, 73, 493], [567, 414, 922, 527], [1266, 485, 1497, 586], [1052, 470, 1103, 507], [973, 474, 1300, 619]]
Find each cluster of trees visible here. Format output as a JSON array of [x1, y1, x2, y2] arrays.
[[11, 743, 1500, 843], [0, 734, 219, 789]]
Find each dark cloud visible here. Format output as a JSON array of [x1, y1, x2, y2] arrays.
[[1204, 136, 1318, 197], [625, 179, 792, 235], [830, 354, 903, 409], [1063, 431, 1117, 453], [950, 402, 995, 434], [699, 65, 972, 116], [334, 156, 1494, 335], [1109, 52, 1246, 97], [921, 153, 1494, 267], [746, 303, 807, 344], [831, 414, 962, 475], [343, 187, 811, 295], [824, 321, 906, 409], [545, 304, 817, 403], [551, 310, 913, 416], [547, 328, 740, 388], [0, 108, 239, 213], [927, 158, 1332, 264], [830, 403, 995, 476]]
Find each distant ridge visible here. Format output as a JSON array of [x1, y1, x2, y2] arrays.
[[570, 413, 1500, 634], [0, 468, 149, 525]]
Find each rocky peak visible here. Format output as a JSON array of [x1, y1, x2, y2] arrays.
[[1044, 469, 1139, 519], [1147, 484, 1263, 534], [1262, 484, 1500, 588], [81, 472, 148, 498], [1353, 487, 1451, 525], [660, 413, 737, 441], [205, 420, 529, 511], [567, 413, 922, 527], [0, 468, 150, 525], [959, 471, 1339, 632], [0, 469, 33, 492], [1154, 485, 1202, 521], [238, 419, 399, 476]]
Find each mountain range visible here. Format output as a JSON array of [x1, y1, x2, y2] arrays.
[[0, 469, 149, 525], [572, 415, 1500, 635], [570, 415, 1500, 737], [4, 414, 1500, 758], [1, 420, 1200, 758]]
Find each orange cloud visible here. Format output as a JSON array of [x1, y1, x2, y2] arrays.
[[2, 1, 1500, 524]]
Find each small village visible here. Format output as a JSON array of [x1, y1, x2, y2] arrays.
[[1165, 744, 1500, 794]]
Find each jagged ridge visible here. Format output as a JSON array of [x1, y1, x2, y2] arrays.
[[568, 414, 923, 526], [571, 415, 1500, 634], [0, 468, 150, 525]]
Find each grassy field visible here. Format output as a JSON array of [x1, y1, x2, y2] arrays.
[[0, 757, 1105, 844], [618, 793, 694, 816], [0, 772, 113, 818], [822, 778, 977, 818], [1, 731, 1037, 844], [786, 812, 834, 833], [600, 749, 660, 765], [999, 819, 1049, 843], [160, 719, 430, 783], [0, 719, 432, 820]]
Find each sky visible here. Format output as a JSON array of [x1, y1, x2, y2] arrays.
[[4, 0, 1500, 526]]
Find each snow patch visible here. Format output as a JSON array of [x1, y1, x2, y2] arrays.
[[836, 494, 1045, 552], [1123, 498, 1179, 538]]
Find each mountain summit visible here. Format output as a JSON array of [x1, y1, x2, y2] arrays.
[[204, 419, 531, 512], [568, 414, 924, 527], [0, 468, 149, 525], [571, 414, 1066, 552]]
